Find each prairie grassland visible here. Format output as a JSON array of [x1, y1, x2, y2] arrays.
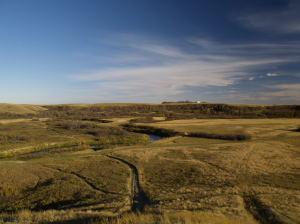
[[0, 155, 131, 212], [0, 119, 148, 155], [0, 209, 257, 224], [0, 103, 47, 114], [1, 117, 300, 223], [109, 135, 300, 223], [131, 118, 300, 139], [0, 120, 74, 154], [57, 103, 155, 107]]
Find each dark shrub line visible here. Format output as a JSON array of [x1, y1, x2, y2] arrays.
[[189, 132, 251, 141], [88, 127, 128, 136], [129, 117, 156, 123], [123, 123, 183, 137]]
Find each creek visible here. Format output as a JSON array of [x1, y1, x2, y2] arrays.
[[134, 132, 162, 141], [22, 133, 162, 156]]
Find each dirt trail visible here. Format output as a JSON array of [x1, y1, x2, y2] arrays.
[[105, 155, 147, 212]]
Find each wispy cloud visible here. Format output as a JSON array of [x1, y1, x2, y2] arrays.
[[72, 35, 300, 101], [237, 0, 300, 34], [267, 73, 278, 76]]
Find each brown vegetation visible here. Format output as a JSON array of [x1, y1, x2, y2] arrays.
[[0, 185, 19, 204], [189, 132, 251, 141], [0, 104, 300, 223]]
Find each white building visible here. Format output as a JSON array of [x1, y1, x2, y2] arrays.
[[197, 101, 201, 103]]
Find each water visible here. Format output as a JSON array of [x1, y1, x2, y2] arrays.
[[135, 132, 162, 141], [22, 133, 162, 156]]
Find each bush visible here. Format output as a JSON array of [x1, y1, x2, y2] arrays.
[[59, 120, 97, 130], [189, 132, 251, 141], [0, 185, 19, 204], [0, 133, 32, 144], [129, 117, 156, 123], [89, 127, 128, 137]]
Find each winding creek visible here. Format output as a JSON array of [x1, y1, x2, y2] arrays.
[[18, 132, 162, 212], [23, 132, 162, 156]]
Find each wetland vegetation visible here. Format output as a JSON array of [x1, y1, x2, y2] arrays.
[[0, 102, 300, 223]]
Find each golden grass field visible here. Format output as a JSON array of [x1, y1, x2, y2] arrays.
[[132, 118, 300, 139], [0, 104, 48, 114], [0, 117, 300, 223]]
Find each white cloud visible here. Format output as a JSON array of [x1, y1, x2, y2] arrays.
[[237, 0, 300, 33], [72, 35, 300, 100], [259, 76, 264, 78], [222, 84, 300, 102], [267, 73, 278, 76], [249, 77, 255, 80]]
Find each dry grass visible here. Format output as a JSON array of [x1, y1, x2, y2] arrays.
[[56, 103, 156, 107], [0, 209, 258, 224], [0, 103, 47, 114], [132, 118, 300, 139], [1, 117, 300, 223], [0, 155, 131, 212], [109, 136, 300, 223], [0, 119, 148, 155], [0, 120, 76, 154]]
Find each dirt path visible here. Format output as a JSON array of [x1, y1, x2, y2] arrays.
[[105, 155, 147, 212]]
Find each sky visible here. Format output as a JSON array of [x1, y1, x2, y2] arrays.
[[0, 0, 300, 104]]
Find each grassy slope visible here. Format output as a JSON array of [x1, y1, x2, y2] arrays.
[[0, 103, 47, 114]]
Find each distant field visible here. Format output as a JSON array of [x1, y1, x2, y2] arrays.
[[0, 103, 48, 114], [162, 102, 278, 106], [56, 103, 156, 107], [131, 118, 300, 139]]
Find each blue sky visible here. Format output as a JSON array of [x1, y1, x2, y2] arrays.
[[1, 0, 300, 104]]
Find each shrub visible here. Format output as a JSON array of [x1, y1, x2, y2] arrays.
[[0, 185, 19, 204], [59, 120, 97, 130], [129, 117, 156, 123], [189, 132, 251, 141], [89, 127, 128, 137], [0, 133, 32, 143]]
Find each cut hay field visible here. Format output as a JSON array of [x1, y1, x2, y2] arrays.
[[0, 103, 47, 114], [0, 115, 300, 223]]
